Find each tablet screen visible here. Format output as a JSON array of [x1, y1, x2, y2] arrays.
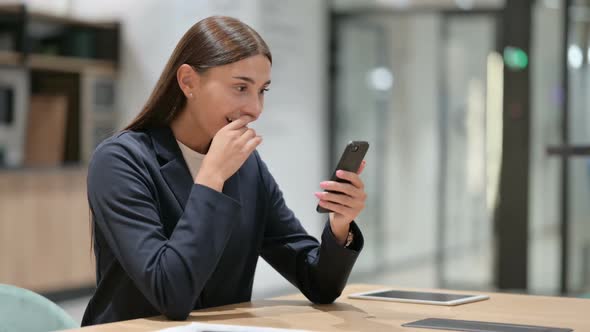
[[365, 290, 475, 302]]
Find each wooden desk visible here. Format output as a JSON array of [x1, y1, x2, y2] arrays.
[[69, 284, 590, 331]]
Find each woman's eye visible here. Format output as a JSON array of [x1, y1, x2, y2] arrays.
[[260, 88, 270, 95], [235, 86, 247, 92]]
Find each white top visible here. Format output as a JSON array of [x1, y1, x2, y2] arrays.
[[176, 139, 206, 180]]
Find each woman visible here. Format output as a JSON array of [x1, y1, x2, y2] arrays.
[[82, 16, 367, 326]]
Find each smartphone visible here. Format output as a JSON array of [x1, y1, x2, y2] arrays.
[[316, 141, 369, 213]]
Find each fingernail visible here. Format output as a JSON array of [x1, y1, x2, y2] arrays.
[[336, 170, 344, 177]]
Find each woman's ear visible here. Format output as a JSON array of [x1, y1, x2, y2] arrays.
[[177, 64, 199, 99]]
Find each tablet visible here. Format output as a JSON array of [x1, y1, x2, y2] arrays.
[[403, 318, 572, 332], [348, 289, 489, 306]]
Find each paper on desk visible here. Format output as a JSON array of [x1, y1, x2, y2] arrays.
[[157, 322, 310, 332]]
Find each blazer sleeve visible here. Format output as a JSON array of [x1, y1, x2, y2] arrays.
[[255, 152, 364, 304], [88, 141, 240, 320]]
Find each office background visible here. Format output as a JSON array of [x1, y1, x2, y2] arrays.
[[0, 0, 588, 324]]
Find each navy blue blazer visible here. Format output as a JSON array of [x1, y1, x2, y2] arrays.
[[81, 127, 363, 326]]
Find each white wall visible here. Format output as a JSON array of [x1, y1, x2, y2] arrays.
[[20, 0, 329, 297], [251, 0, 329, 296]]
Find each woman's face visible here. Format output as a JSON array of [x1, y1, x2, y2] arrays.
[[185, 54, 271, 139]]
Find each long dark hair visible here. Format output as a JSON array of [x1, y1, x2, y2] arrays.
[[124, 15, 272, 131]]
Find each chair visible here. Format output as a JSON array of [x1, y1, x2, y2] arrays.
[[0, 284, 78, 332]]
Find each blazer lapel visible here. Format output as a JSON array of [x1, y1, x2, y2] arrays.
[[222, 170, 241, 206], [149, 126, 242, 209], [150, 127, 193, 210]]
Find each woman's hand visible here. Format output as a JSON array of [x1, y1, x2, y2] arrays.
[[315, 161, 367, 246], [196, 116, 261, 191]]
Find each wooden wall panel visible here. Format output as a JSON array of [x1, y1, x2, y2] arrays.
[[0, 168, 95, 293]]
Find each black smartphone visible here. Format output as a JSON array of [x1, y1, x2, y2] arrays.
[[316, 141, 369, 213]]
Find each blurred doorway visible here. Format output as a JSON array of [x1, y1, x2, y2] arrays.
[[330, 7, 501, 290], [541, 0, 590, 295], [332, 0, 590, 296], [438, 12, 501, 290]]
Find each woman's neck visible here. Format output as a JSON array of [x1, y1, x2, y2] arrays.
[[170, 108, 211, 154]]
